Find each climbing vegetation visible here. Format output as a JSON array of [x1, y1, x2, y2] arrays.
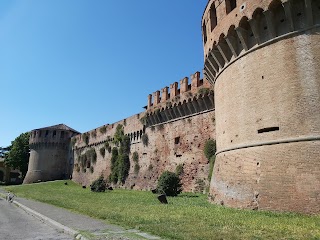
[[109, 125, 130, 184], [204, 139, 216, 181], [175, 164, 184, 176]]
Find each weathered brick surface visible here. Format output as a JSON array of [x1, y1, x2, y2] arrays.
[[202, 0, 287, 59], [211, 142, 320, 214], [72, 78, 216, 192], [24, 125, 78, 184], [203, 0, 320, 213]]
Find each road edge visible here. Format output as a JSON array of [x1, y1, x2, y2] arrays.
[[0, 194, 87, 240]]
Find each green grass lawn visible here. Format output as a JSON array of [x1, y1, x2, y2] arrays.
[[4, 180, 320, 240]]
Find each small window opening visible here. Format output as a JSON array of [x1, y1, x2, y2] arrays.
[[175, 137, 180, 144], [258, 127, 279, 134], [210, 5, 217, 30], [45, 130, 49, 137], [203, 23, 207, 44], [61, 131, 65, 139], [53, 130, 56, 137], [39, 131, 42, 137], [226, 0, 237, 14], [86, 160, 91, 168]]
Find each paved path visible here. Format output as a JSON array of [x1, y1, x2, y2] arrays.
[[0, 197, 72, 240], [0, 188, 161, 240]]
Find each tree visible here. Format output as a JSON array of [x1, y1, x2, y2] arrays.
[[157, 171, 182, 197], [4, 132, 30, 179], [0, 146, 10, 158]]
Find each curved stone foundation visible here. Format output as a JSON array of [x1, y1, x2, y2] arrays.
[[211, 141, 320, 213], [23, 148, 69, 184]]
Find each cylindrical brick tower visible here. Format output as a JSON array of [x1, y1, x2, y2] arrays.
[[23, 124, 79, 184], [202, 0, 320, 213]]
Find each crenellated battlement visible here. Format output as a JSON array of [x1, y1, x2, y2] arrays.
[[147, 71, 211, 109], [29, 124, 79, 147], [202, 0, 320, 85]]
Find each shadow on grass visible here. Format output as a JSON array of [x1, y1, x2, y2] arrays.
[[177, 193, 200, 198]]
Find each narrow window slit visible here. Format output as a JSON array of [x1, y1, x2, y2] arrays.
[[258, 127, 279, 134]]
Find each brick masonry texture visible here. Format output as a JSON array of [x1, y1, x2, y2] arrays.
[[203, 0, 320, 213], [71, 75, 215, 192], [72, 109, 215, 192]]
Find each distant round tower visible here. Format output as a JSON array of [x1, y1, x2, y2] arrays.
[[202, 0, 320, 213], [23, 124, 79, 184]]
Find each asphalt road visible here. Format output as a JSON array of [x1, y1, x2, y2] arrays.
[[0, 198, 73, 240]]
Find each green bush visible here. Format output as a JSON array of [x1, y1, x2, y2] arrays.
[[119, 135, 130, 155], [198, 87, 211, 95], [204, 139, 216, 160], [83, 133, 90, 145], [175, 164, 184, 176], [100, 147, 106, 157], [208, 155, 215, 182], [204, 139, 216, 181], [157, 171, 182, 197], [109, 128, 131, 184], [105, 142, 112, 153], [134, 163, 140, 175], [113, 124, 124, 145], [91, 131, 97, 138], [139, 115, 147, 125], [80, 155, 87, 168], [99, 126, 107, 134], [90, 176, 106, 192], [86, 148, 97, 164], [132, 152, 139, 163], [194, 179, 205, 193], [118, 154, 130, 183]]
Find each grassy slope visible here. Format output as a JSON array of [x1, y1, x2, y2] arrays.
[[5, 181, 320, 240]]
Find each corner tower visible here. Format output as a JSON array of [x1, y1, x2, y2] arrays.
[[202, 0, 320, 213], [23, 124, 79, 184]]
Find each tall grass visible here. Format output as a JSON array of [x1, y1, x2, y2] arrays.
[[5, 181, 320, 240]]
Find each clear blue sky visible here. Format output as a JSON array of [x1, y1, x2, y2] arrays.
[[0, 0, 208, 147]]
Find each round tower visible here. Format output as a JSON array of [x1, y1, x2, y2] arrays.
[[202, 0, 320, 213], [23, 124, 79, 184]]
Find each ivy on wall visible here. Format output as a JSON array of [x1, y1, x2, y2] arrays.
[[109, 125, 131, 184], [204, 139, 216, 182]]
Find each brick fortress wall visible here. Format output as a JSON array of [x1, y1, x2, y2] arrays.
[[72, 72, 216, 192]]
